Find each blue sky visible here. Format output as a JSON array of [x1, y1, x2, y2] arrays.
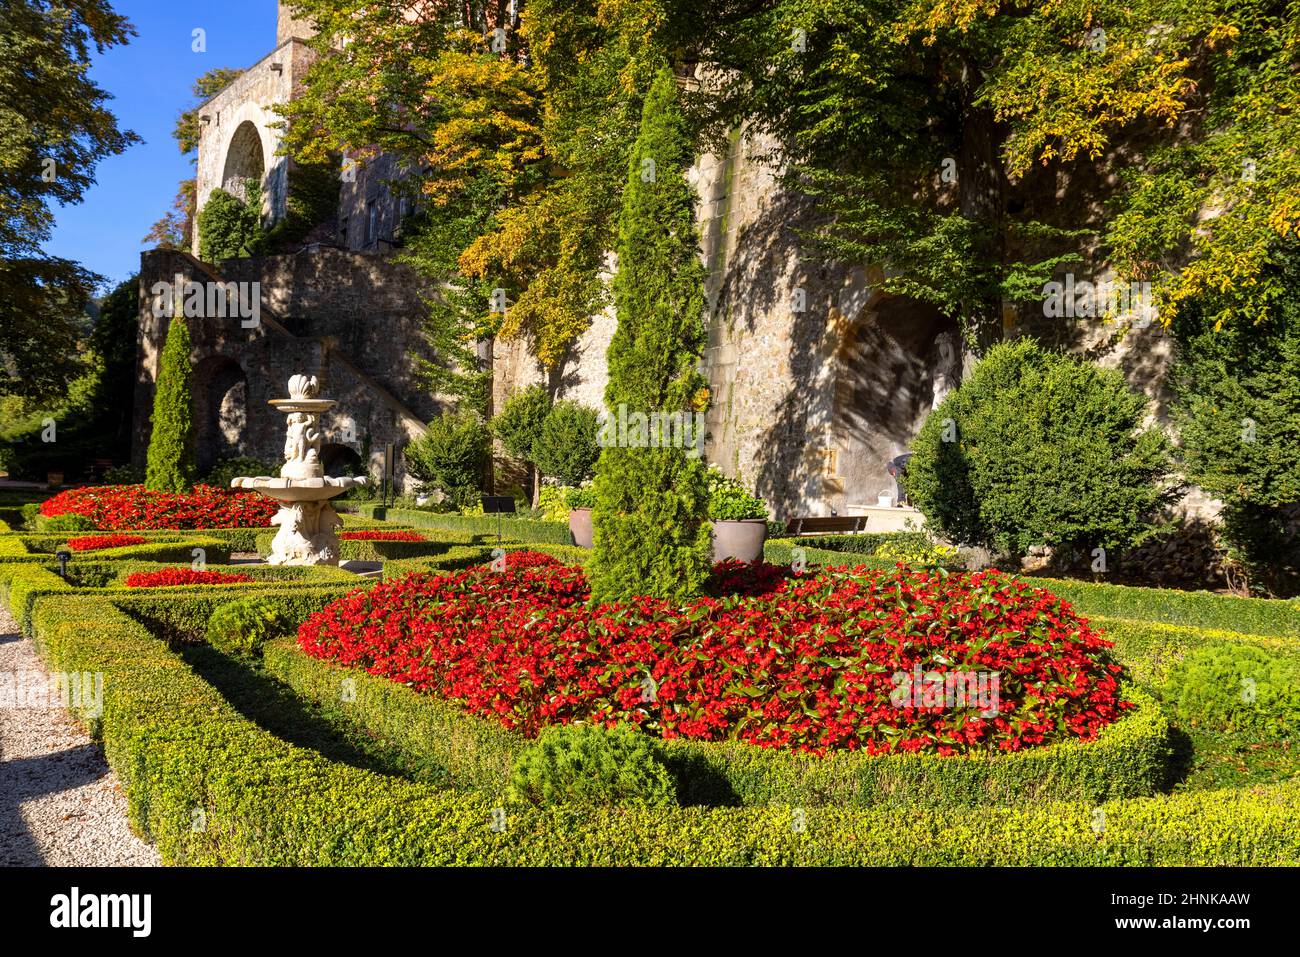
[[46, 0, 278, 291]]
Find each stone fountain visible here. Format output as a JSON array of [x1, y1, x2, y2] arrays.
[[231, 374, 365, 565]]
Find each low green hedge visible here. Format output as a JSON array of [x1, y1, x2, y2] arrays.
[[1030, 576, 1300, 640], [1095, 615, 1300, 690], [0, 515, 399, 552], [351, 506, 574, 546], [253, 528, 490, 562], [382, 542, 592, 578], [0, 560, 357, 634], [266, 637, 1171, 810], [764, 538, 899, 573], [25, 593, 1299, 864], [0, 534, 233, 565]]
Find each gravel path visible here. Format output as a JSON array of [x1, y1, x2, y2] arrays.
[[0, 606, 159, 867]]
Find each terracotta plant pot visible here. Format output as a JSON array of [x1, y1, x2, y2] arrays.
[[711, 518, 767, 563], [569, 507, 593, 548]]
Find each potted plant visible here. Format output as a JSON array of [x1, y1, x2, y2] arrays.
[[566, 486, 597, 548], [708, 469, 769, 562]]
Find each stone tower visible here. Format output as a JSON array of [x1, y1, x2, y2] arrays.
[[277, 1, 316, 44], [191, 4, 319, 252]]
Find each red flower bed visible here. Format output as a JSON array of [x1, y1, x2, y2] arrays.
[[124, 568, 255, 588], [339, 530, 427, 542], [298, 559, 1128, 756], [40, 485, 278, 531], [65, 534, 149, 552]]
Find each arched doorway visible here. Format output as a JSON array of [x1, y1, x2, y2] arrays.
[[321, 443, 364, 478], [193, 356, 248, 474], [829, 295, 960, 510], [222, 121, 265, 205]]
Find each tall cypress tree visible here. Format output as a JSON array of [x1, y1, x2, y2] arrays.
[[588, 67, 712, 604], [145, 315, 197, 492]]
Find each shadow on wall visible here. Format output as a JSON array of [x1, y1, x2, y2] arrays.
[[831, 296, 959, 512], [710, 182, 959, 518]]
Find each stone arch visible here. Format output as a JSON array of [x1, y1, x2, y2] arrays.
[[828, 294, 960, 510], [193, 355, 248, 474], [222, 120, 265, 204]]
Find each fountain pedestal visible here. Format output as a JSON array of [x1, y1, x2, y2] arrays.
[[232, 374, 365, 566]]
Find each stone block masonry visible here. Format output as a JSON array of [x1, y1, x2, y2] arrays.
[[134, 249, 436, 492]]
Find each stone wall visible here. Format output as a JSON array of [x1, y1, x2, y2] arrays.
[[134, 250, 434, 492]]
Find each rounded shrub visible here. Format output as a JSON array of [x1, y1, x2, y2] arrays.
[[508, 723, 677, 808], [36, 512, 97, 533], [534, 401, 600, 486], [207, 597, 290, 658], [404, 410, 490, 509], [491, 385, 552, 464], [1164, 642, 1300, 738], [197, 182, 266, 262], [907, 339, 1178, 559]]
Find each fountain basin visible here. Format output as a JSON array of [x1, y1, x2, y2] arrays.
[[231, 475, 363, 502]]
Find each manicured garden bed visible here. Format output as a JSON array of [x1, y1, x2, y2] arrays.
[[20, 584, 1298, 865], [7, 523, 1298, 866]]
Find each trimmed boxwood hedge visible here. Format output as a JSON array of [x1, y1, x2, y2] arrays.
[[382, 542, 592, 578], [1094, 615, 1300, 690], [253, 528, 491, 562], [350, 505, 575, 545], [265, 637, 1171, 810], [0, 534, 233, 565], [0, 561, 356, 634], [23, 591, 1300, 865], [1029, 576, 1300, 640]]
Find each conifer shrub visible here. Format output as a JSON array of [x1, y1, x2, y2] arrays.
[[508, 723, 677, 808], [588, 67, 713, 604], [144, 316, 197, 493]]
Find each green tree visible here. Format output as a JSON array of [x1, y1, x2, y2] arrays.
[[0, 275, 139, 480], [698, 0, 1300, 352], [404, 410, 491, 508], [197, 183, 266, 262], [907, 339, 1178, 561], [534, 400, 600, 487], [145, 316, 197, 492], [0, 0, 138, 403], [1171, 245, 1300, 595], [588, 68, 713, 604], [491, 384, 553, 507]]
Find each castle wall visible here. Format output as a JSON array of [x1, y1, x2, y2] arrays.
[[192, 39, 316, 254], [135, 250, 434, 492]]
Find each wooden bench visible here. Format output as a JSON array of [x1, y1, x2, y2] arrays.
[[783, 516, 869, 536]]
